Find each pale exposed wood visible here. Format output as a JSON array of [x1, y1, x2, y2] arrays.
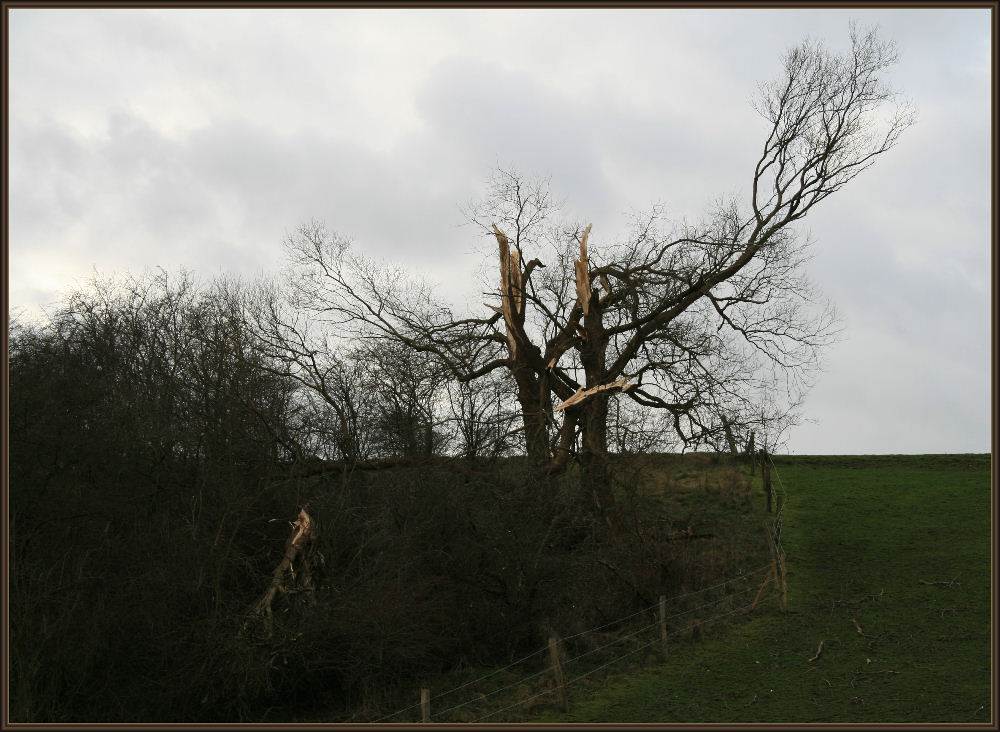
[[554, 378, 632, 412], [509, 249, 523, 315], [808, 640, 825, 662], [493, 225, 520, 358], [246, 507, 316, 638], [574, 224, 593, 316]]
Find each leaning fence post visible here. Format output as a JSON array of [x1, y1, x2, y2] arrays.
[[659, 595, 669, 661], [420, 687, 430, 722], [763, 520, 786, 613], [548, 635, 569, 713], [779, 550, 788, 613], [749, 566, 776, 612], [762, 454, 772, 513]]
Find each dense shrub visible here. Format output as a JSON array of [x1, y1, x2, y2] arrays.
[[8, 273, 760, 722]]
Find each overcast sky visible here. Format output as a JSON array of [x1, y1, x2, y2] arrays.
[[7, 7, 992, 455]]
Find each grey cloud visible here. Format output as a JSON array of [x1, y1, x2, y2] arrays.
[[413, 57, 617, 220], [11, 121, 90, 227], [8, 9, 990, 455]]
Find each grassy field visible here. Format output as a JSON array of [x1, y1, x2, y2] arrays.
[[532, 454, 993, 723]]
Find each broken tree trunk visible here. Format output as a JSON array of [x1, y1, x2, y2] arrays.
[[246, 507, 316, 639], [721, 415, 738, 455], [571, 224, 625, 520], [493, 225, 554, 467]]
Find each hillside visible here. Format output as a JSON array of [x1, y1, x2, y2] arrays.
[[533, 454, 993, 723]]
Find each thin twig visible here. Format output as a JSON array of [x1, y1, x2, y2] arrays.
[[919, 577, 960, 588], [808, 640, 824, 662]]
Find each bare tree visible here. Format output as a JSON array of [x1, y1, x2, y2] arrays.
[[245, 278, 371, 463], [444, 368, 521, 461], [278, 26, 912, 514], [359, 338, 451, 458]]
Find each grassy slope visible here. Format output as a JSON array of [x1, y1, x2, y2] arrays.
[[534, 454, 993, 723]]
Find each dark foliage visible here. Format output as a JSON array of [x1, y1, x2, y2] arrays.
[[8, 272, 757, 723]]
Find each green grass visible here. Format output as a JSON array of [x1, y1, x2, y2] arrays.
[[533, 454, 993, 723]]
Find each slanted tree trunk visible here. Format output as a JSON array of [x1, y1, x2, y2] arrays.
[[721, 415, 738, 455], [245, 507, 316, 639]]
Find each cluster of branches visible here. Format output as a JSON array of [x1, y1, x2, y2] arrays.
[[272, 25, 912, 512], [6, 267, 525, 722], [8, 270, 740, 723]]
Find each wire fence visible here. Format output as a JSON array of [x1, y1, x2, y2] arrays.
[[373, 453, 790, 723], [766, 451, 788, 556], [472, 595, 768, 723], [376, 567, 779, 722]]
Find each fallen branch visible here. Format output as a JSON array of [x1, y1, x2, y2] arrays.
[[245, 507, 316, 639], [919, 577, 961, 588], [554, 379, 633, 412], [851, 618, 865, 635], [808, 640, 825, 662]]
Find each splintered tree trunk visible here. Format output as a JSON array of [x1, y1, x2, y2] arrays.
[[492, 225, 556, 469], [572, 224, 618, 519]]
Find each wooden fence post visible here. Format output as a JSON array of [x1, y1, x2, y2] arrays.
[[762, 454, 772, 513], [659, 595, 669, 661], [548, 636, 568, 713], [779, 551, 788, 613], [775, 492, 784, 546], [421, 687, 430, 722], [763, 520, 786, 613]]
